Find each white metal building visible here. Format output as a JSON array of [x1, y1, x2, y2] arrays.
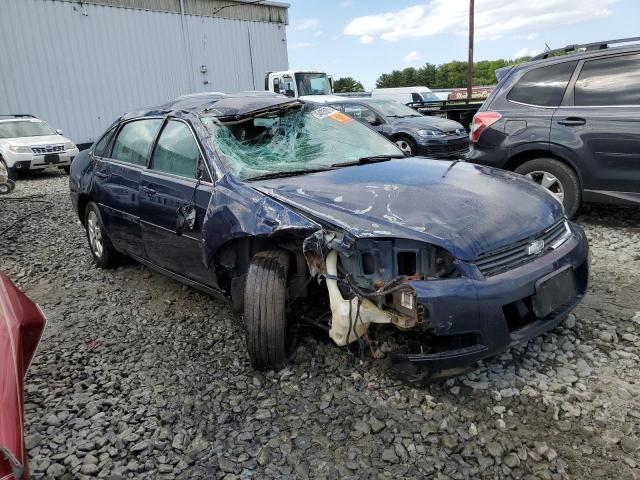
[[0, 0, 289, 145]]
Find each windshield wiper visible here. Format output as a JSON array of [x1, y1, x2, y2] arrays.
[[246, 167, 335, 181], [331, 155, 404, 168]]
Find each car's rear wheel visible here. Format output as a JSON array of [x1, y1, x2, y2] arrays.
[[394, 136, 416, 156], [244, 250, 290, 369], [84, 202, 119, 268], [515, 158, 581, 217]]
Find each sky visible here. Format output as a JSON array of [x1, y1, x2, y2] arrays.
[[285, 0, 640, 90]]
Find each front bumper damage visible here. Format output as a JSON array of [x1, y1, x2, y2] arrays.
[[304, 223, 589, 381]]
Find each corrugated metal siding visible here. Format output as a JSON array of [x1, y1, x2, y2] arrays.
[[0, 0, 288, 144], [51, 0, 289, 24]]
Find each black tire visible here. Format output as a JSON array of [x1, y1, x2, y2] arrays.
[[84, 202, 120, 268], [62, 165, 70, 174], [244, 250, 290, 369], [393, 136, 417, 156], [1, 158, 17, 181], [0, 183, 10, 195], [515, 158, 581, 217]]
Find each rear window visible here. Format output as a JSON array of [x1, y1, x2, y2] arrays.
[[574, 54, 640, 106], [508, 61, 577, 107], [110, 119, 162, 166]]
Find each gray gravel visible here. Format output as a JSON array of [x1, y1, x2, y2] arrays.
[[1, 171, 639, 479]]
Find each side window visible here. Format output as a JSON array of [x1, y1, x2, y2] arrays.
[[343, 104, 378, 124], [575, 54, 640, 106], [150, 121, 200, 179], [282, 76, 295, 97], [273, 77, 280, 94], [93, 126, 116, 157], [508, 61, 577, 107], [111, 119, 162, 166], [411, 93, 422, 103]]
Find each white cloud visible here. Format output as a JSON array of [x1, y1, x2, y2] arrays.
[[293, 18, 320, 30], [360, 35, 375, 44], [313, 30, 323, 37], [330, 34, 340, 41], [513, 47, 543, 58], [404, 51, 421, 62], [343, 0, 614, 42]]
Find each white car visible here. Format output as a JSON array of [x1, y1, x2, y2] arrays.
[[0, 115, 79, 180]]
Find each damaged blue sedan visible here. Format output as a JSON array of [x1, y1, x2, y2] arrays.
[[69, 92, 589, 381]]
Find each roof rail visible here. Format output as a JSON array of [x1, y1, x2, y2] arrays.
[[0, 114, 35, 119], [531, 37, 640, 61]]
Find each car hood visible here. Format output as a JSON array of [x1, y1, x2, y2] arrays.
[[251, 158, 564, 261], [389, 115, 464, 132], [6, 134, 69, 146]]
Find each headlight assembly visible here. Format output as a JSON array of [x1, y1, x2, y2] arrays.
[[9, 145, 31, 153], [417, 129, 446, 138], [65, 141, 76, 150]]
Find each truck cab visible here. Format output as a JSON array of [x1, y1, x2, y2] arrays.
[[264, 70, 340, 103]]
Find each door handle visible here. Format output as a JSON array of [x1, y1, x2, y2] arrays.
[[95, 171, 109, 179], [557, 117, 586, 126], [141, 185, 156, 195]]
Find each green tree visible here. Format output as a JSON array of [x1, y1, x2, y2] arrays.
[[333, 77, 365, 93], [374, 57, 531, 89]]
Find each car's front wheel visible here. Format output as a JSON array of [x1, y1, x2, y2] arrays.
[[394, 136, 416, 156], [84, 202, 119, 268], [1, 158, 17, 181], [515, 158, 581, 217], [244, 250, 290, 369], [0, 182, 11, 195]]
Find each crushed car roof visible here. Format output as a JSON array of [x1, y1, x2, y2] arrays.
[[121, 92, 301, 121]]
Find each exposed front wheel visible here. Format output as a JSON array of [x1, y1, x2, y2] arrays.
[[84, 202, 120, 268], [62, 165, 70, 174], [1, 159, 17, 181], [515, 158, 581, 217], [394, 136, 416, 156], [244, 250, 290, 369], [0, 182, 11, 195]]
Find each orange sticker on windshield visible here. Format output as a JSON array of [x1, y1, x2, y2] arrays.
[[328, 111, 353, 124]]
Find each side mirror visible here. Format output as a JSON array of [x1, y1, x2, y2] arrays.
[[369, 118, 383, 126], [56, 129, 63, 135]]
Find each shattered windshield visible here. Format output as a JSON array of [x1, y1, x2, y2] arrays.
[[201, 105, 403, 180]]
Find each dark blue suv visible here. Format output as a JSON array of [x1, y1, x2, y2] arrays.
[[69, 92, 589, 380], [468, 38, 640, 217]]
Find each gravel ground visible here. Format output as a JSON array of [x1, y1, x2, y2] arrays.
[[1, 171, 639, 480]]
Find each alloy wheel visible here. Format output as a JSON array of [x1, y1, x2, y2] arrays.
[[525, 170, 565, 202], [87, 211, 104, 259], [395, 139, 413, 155]]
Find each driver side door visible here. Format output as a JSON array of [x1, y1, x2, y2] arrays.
[[341, 104, 385, 135], [139, 119, 217, 287]]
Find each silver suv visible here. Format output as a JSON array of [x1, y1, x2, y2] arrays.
[[0, 114, 79, 180]]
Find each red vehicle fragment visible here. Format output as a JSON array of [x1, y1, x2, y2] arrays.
[[0, 273, 46, 480]]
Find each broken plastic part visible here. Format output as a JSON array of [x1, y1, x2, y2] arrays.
[[325, 250, 400, 346]]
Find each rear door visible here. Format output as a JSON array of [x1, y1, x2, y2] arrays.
[[97, 119, 163, 258], [139, 119, 216, 287], [494, 61, 578, 156], [552, 53, 640, 198]]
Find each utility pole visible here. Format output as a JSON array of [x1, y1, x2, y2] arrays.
[[467, 0, 474, 100]]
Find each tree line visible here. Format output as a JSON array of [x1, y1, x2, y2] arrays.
[[332, 58, 530, 93]]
